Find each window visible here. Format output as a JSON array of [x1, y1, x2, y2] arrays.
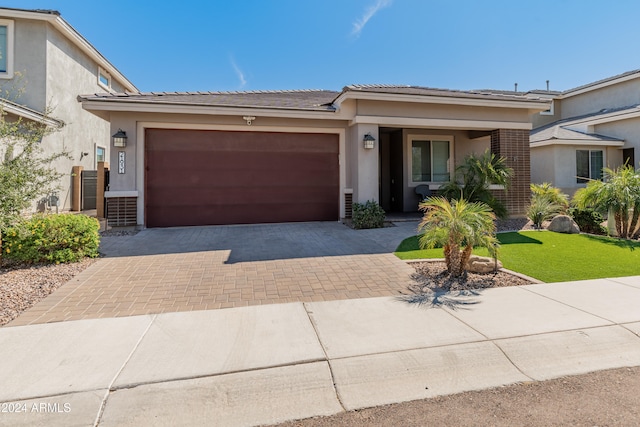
[[0, 19, 14, 79], [409, 135, 452, 184], [96, 146, 106, 163], [576, 150, 603, 183], [540, 100, 555, 116], [98, 67, 111, 90]]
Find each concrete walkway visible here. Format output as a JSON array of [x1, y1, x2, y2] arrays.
[[2, 277, 640, 426], [9, 222, 420, 326]]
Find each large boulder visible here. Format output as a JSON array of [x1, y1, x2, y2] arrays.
[[548, 215, 580, 234], [466, 255, 503, 273]]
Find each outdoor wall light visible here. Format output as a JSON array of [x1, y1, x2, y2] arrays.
[[112, 129, 128, 147], [363, 133, 376, 149]]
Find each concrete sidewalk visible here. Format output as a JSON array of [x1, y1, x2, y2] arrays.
[[1, 277, 640, 426]]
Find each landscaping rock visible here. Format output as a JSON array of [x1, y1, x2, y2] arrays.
[[466, 255, 503, 274], [548, 215, 580, 234]]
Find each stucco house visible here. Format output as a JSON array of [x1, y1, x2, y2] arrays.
[[0, 7, 137, 211], [79, 86, 549, 228], [530, 70, 640, 196]]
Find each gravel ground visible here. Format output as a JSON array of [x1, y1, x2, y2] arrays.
[[0, 258, 98, 326], [274, 366, 640, 427]]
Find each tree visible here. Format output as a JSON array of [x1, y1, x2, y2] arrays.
[[418, 196, 499, 277], [439, 149, 513, 218], [527, 183, 567, 229], [573, 165, 640, 239], [0, 104, 68, 260]]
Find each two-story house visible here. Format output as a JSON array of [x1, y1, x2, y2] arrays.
[[0, 7, 137, 211], [529, 70, 640, 196]]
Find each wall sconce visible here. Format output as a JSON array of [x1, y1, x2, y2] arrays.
[[112, 129, 128, 147], [363, 133, 376, 149]]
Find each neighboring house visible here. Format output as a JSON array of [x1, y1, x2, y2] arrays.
[[0, 7, 137, 211], [79, 86, 549, 228], [529, 70, 640, 196]]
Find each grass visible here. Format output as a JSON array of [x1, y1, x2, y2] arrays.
[[394, 231, 640, 283]]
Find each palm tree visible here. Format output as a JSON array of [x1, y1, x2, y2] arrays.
[[418, 197, 499, 277], [573, 165, 640, 239], [530, 182, 569, 211], [439, 149, 513, 218]]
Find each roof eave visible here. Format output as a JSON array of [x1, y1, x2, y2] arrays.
[[0, 8, 138, 93], [333, 90, 551, 111], [80, 98, 345, 120], [530, 138, 625, 148], [1, 100, 64, 128]]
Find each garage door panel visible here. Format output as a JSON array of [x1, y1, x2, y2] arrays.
[[145, 129, 339, 227], [147, 185, 337, 205]]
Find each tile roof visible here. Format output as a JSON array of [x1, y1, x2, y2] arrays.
[[563, 69, 640, 95], [343, 84, 546, 102], [530, 125, 622, 144], [79, 90, 340, 111]]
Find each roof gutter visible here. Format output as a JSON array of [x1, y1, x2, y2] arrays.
[[1, 100, 64, 128]]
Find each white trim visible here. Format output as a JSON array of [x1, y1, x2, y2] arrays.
[[0, 19, 14, 79], [539, 100, 554, 116], [135, 121, 347, 226], [333, 90, 551, 111], [406, 134, 454, 187], [530, 139, 624, 148], [350, 115, 533, 130], [563, 107, 640, 126], [105, 190, 138, 198]]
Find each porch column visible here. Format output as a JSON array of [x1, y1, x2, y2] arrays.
[[490, 129, 530, 216], [350, 124, 379, 204]]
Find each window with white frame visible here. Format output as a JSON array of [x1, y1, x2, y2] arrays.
[[96, 146, 106, 162], [540, 100, 555, 116], [0, 19, 14, 79], [576, 149, 603, 183], [98, 67, 111, 90], [409, 135, 452, 184]]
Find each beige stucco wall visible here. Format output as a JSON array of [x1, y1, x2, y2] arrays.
[[596, 118, 640, 168], [531, 99, 562, 129], [561, 79, 640, 119], [531, 144, 621, 197], [0, 14, 133, 211], [357, 99, 531, 125]]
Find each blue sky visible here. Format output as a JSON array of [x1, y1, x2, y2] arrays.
[[5, 0, 640, 93]]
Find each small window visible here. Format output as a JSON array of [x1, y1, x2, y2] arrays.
[[576, 149, 603, 183], [96, 146, 106, 163], [540, 100, 555, 116], [0, 19, 14, 79], [409, 135, 452, 184], [98, 67, 111, 90]]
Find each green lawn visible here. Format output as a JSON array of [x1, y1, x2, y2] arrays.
[[394, 231, 640, 283]]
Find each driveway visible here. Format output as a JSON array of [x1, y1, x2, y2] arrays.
[[9, 221, 420, 326]]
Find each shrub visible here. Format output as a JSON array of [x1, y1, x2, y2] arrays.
[[568, 207, 607, 235], [3, 214, 100, 264], [530, 183, 569, 211], [352, 200, 386, 229], [527, 194, 563, 229]]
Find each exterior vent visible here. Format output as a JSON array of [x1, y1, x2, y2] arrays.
[[344, 193, 353, 219], [106, 197, 137, 226]]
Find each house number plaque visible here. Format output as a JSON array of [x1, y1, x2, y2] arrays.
[[118, 151, 125, 174]]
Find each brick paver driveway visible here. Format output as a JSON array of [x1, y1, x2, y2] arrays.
[[9, 221, 420, 326]]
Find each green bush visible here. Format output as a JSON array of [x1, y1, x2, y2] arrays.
[[352, 200, 386, 229], [527, 194, 563, 229], [3, 214, 100, 263], [568, 208, 607, 235]]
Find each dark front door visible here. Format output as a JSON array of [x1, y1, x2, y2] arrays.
[[623, 148, 635, 168]]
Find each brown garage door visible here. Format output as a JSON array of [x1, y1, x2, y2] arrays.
[[145, 129, 339, 227]]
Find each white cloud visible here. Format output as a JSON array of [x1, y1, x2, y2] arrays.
[[230, 57, 247, 88], [351, 0, 393, 38]]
